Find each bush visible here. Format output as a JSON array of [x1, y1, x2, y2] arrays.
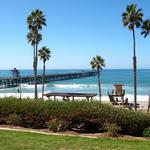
[[84, 119, 101, 133], [104, 123, 121, 137], [143, 127, 150, 138], [0, 118, 6, 125], [6, 114, 22, 126], [0, 97, 150, 136], [21, 116, 46, 129], [47, 119, 69, 132]]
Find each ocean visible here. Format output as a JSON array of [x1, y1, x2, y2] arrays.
[[0, 69, 150, 96]]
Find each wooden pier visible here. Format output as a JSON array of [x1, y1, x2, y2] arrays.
[[0, 71, 97, 89]]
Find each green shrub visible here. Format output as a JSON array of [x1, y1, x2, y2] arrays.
[[21, 116, 46, 129], [84, 119, 101, 133], [6, 114, 22, 126], [47, 119, 69, 132], [104, 123, 121, 137], [0, 97, 150, 136], [0, 117, 6, 125], [143, 127, 150, 138]]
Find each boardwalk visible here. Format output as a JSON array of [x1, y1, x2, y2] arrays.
[[0, 71, 97, 89]]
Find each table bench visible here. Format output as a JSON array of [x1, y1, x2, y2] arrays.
[[43, 92, 97, 101]]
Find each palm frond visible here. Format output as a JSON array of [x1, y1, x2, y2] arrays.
[[90, 55, 105, 70], [27, 31, 42, 45], [27, 9, 46, 31], [141, 19, 150, 38], [122, 3, 143, 30], [38, 46, 51, 62]]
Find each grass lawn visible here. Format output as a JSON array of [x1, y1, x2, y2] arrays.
[[0, 130, 150, 150]]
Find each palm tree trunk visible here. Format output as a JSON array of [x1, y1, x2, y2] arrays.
[[33, 44, 36, 71], [19, 79, 22, 99], [33, 45, 36, 99], [133, 27, 137, 112], [33, 44, 35, 61], [147, 94, 150, 113], [34, 42, 38, 99], [42, 61, 45, 99], [97, 68, 101, 102]]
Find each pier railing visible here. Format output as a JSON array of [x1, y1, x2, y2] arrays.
[[0, 71, 97, 89]]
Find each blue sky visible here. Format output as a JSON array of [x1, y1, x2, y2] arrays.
[[0, 0, 150, 69]]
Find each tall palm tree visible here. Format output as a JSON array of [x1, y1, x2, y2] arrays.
[[141, 19, 150, 38], [90, 55, 105, 102], [38, 46, 51, 99], [27, 9, 46, 99], [141, 19, 150, 112], [122, 4, 143, 111]]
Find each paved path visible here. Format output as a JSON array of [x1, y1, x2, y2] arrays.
[[0, 127, 97, 139], [0, 126, 147, 141]]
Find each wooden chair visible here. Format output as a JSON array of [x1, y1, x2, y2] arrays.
[[108, 95, 118, 105]]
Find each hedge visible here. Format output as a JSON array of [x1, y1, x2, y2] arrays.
[[0, 97, 150, 136]]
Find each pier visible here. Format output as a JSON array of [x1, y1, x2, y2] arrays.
[[0, 71, 97, 89]]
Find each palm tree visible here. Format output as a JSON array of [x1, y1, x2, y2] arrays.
[[38, 46, 51, 99], [141, 19, 150, 112], [122, 4, 143, 111], [90, 55, 105, 102], [141, 19, 150, 38], [27, 9, 46, 99]]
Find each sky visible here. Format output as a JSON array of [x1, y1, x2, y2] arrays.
[[0, 0, 150, 69]]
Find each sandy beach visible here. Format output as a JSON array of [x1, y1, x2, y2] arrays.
[[0, 93, 149, 109]]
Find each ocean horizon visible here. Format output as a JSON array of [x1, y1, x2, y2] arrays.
[[0, 69, 150, 96]]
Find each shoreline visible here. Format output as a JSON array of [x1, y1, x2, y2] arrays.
[[0, 93, 149, 107]]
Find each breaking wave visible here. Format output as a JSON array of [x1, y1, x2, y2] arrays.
[[21, 84, 46, 88], [53, 84, 97, 89]]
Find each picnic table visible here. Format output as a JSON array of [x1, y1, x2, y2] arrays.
[[43, 92, 97, 101]]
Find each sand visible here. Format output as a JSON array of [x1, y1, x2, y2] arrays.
[[0, 93, 149, 108]]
